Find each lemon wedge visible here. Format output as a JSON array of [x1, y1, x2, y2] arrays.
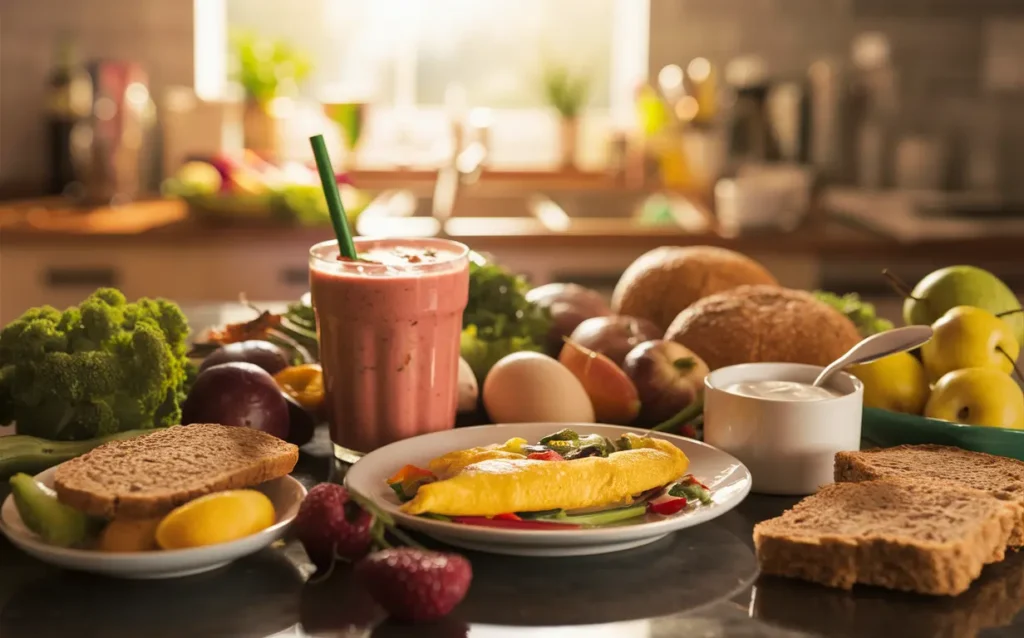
[[155, 490, 275, 550]]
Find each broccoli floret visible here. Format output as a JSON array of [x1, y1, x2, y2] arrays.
[[0, 288, 191, 440]]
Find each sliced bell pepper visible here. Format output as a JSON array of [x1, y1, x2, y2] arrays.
[[273, 364, 325, 412], [527, 450, 564, 462], [387, 464, 435, 501], [681, 474, 710, 490], [500, 437, 529, 455], [387, 464, 434, 485], [670, 476, 712, 504], [450, 517, 581, 530], [648, 496, 688, 516]]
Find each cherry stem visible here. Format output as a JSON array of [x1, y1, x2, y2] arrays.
[[997, 346, 1024, 383], [388, 525, 426, 550], [880, 269, 922, 302], [308, 542, 350, 585], [997, 309, 1024, 318], [351, 488, 426, 551], [372, 523, 394, 550]]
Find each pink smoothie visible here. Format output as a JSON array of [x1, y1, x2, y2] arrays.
[[309, 237, 470, 452]]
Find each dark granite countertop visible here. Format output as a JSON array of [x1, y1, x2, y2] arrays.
[[2, 427, 1024, 638]]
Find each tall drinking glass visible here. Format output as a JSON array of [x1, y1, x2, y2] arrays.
[[309, 237, 470, 455]]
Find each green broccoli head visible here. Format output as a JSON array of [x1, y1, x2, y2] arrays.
[[0, 306, 67, 362], [0, 288, 191, 440]]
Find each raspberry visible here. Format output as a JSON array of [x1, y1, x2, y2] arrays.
[[356, 548, 472, 622], [292, 483, 373, 570]]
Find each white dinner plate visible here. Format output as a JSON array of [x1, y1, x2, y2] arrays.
[[345, 423, 752, 557], [0, 466, 307, 579]]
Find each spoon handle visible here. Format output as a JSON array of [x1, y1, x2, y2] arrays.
[[812, 325, 934, 388]]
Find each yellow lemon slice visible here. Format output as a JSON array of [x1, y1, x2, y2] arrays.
[[156, 490, 276, 550]]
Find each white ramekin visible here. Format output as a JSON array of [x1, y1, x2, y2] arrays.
[[703, 362, 864, 496]]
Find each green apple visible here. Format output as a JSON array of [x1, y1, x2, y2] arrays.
[[920, 306, 1020, 383], [924, 367, 1024, 429], [903, 266, 1023, 345], [849, 351, 929, 415]]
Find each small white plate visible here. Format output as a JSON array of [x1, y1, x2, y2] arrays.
[[345, 423, 752, 557], [0, 466, 307, 579]]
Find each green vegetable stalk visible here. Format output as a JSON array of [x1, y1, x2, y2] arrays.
[[9, 473, 98, 547], [0, 429, 160, 478], [0, 288, 191, 441], [651, 396, 704, 433]]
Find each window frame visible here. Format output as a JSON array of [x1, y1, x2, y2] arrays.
[[193, 0, 649, 167]]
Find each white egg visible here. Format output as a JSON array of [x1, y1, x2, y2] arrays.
[[456, 356, 479, 413], [483, 352, 595, 423]]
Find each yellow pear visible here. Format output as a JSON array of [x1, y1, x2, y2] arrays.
[[920, 306, 1019, 383], [924, 367, 1024, 430], [849, 351, 929, 415]]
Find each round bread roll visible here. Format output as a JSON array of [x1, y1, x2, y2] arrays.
[[664, 285, 862, 371], [612, 246, 778, 331]]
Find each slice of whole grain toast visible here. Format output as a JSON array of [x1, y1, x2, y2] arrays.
[[753, 480, 1019, 596], [53, 424, 299, 519], [835, 445, 1024, 546]]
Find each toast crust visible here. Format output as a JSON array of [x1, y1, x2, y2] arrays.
[[835, 445, 1024, 546], [53, 424, 299, 519], [753, 481, 1018, 596]]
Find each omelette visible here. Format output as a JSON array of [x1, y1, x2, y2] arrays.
[[400, 432, 690, 517]]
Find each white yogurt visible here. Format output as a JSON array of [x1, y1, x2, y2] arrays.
[[723, 380, 840, 402]]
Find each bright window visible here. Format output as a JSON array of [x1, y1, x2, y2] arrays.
[[195, 0, 648, 167]]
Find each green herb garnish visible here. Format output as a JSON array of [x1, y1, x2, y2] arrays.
[[459, 260, 551, 383], [813, 290, 894, 337], [539, 428, 580, 445]]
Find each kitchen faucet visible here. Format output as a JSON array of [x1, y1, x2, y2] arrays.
[[432, 136, 488, 221]]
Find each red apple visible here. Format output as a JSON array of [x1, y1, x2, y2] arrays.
[[526, 283, 611, 357], [569, 315, 662, 368], [622, 340, 709, 426]]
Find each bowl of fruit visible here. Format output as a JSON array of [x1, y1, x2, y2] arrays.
[[162, 153, 371, 227], [831, 266, 1024, 460]]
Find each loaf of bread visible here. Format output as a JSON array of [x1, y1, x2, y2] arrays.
[[835, 444, 1024, 546], [53, 424, 299, 519], [611, 246, 779, 331], [665, 285, 862, 371], [753, 480, 1019, 596]]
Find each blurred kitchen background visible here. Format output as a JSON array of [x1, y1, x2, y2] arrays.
[[1, 0, 1023, 325]]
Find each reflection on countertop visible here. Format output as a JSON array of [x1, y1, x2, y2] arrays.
[[752, 550, 1024, 638]]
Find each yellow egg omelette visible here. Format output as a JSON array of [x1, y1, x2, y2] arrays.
[[400, 433, 689, 517]]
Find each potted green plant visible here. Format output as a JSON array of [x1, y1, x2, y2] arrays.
[[542, 64, 591, 169], [230, 31, 312, 159]]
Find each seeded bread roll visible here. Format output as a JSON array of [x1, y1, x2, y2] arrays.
[[835, 444, 1024, 546], [611, 246, 779, 331], [754, 480, 1019, 596], [664, 285, 861, 371], [53, 424, 299, 519]]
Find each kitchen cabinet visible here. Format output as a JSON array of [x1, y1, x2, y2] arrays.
[[0, 243, 311, 325]]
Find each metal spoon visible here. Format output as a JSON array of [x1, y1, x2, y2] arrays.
[[812, 325, 934, 388]]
